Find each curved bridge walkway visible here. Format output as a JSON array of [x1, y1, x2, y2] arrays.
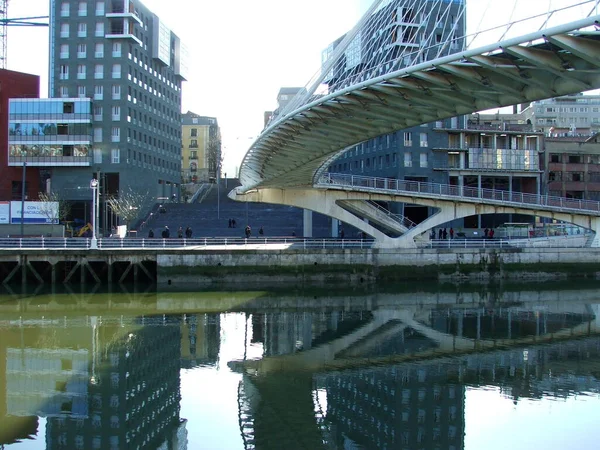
[[232, 172, 600, 248]]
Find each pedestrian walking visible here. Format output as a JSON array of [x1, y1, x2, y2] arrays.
[[177, 226, 183, 239], [484, 228, 489, 238], [438, 228, 443, 240], [489, 228, 495, 239], [340, 228, 345, 239], [232, 219, 236, 228], [443, 228, 448, 239], [259, 226, 264, 236], [161, 226, 170, 239], [148, 229, 154, 238], [450, 228, 454, 239], [228, 218, 232, 228], [245, 225, 251, 238], [185, 226, 192, 238]]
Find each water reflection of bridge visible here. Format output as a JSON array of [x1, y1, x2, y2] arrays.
[[232, 302, 600, 450]]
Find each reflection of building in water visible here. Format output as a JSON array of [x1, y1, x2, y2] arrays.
[[181, 314, 220, 369], [319, 365, 465, 450], [316, 336, 600, 450], [428, 307, 595, 341], [251, 311, 373, 357], [0, 316, 185, 450], [44, 319, 184, 449], [0, 331, 39, 445]]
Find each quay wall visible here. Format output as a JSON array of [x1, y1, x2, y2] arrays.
[[158, 247, 600, 286]]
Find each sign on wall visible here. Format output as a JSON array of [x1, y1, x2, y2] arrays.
[[10, 201, 59, 224], [0, 202, 9, 224]]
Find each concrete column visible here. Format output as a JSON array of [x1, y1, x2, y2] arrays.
[[303, 210, 313, 238], [458, 176, 464, 197], [476, 311, 481, 340], [507, 310, 512, 339], [457, 313, 463, 337], [331, 219, 339, 238], [478, 175, 482, 228]]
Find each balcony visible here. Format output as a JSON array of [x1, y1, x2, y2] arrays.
[[9, 155, 92, 167]]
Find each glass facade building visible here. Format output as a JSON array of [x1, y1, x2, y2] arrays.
[[48, 0, 186, 214], [8, 98, 93, 166]]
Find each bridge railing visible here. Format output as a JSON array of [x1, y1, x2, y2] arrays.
[[366, 200, 416, 229], [317, 173, 600, 213]]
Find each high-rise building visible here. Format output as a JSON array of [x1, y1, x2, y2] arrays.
[[47, 0, 187, 231], [181, 112, 220, 184]]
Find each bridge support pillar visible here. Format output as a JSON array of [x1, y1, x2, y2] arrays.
[[303, 210, 313, 238], [590, 218, 600, 247]]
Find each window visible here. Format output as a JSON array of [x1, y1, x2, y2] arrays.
[[77, 64, 86, 79], [94, 63, 103, 79], [77, 86, 86, 98], [111, 127, 120, 142], [550, 153, 562, 163], [568, 154, 583, 164], [59, 64, 69, 80], [190, 128, 198, 137], [60, 44, 69, 58], [78, 2, 87, 16], [93, 105, 103, 119], [77, 43, 87, 58], [77, 22, 87, 37], [404, 152, 412, 167], [94, 128, 102, 142], [567, 172, 583, 182], [111, 63, 121, 79], [112, 85, 121, 99], [111, 106, 120, 121], [94, 85, 103, 100], [404, 132, 412, 146], [95, 44, 104, 59], [95, 1, 105, 15], [548, 171, 562, 181], [420, 132, 428, 147], [420, 152, 428, 168], [60, 23, 69, 38], [95, 22, 104, 37], [111, 149, 120, 163], [112, 42, 121, 57], [59, 86, 69, 98], [60, 2, 70, 17]]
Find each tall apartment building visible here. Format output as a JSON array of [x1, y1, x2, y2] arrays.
[[181, 112, 220, 184], [47, 0, 187, 230], [522, 93, 600, 136]]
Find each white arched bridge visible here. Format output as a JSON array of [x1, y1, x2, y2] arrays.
[[231, 0, 600, 248]]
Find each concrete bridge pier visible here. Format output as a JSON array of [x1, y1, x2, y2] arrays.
[[589, 217, 600, 247]]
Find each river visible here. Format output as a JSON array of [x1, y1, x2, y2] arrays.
[[1, 281, 600, 449]]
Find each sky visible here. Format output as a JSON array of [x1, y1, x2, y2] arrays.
[[5, 0, 598, 176]]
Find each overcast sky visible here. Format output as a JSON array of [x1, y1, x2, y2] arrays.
[[6, 0, 597, 175]]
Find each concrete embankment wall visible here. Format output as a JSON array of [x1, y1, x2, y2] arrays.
[[157, 247, 600, 286]]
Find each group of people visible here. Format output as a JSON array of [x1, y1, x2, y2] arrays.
[[433, 228, 454, 240], [147, 225, 193, 239], [228, 218, 237, 228], [431, 227, 495, 239]]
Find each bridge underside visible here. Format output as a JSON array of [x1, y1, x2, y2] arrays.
[[229, 187, 600, 248], [240, 24, 600, 190]]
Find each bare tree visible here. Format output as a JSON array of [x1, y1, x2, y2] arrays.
[[207, 126, 222, 181], [38, 192, 72, 237], [106, 187, 153, 235]]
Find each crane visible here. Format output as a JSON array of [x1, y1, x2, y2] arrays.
[[0, 0, 49, 69]]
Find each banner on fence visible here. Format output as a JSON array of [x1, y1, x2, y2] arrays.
[[10, 201, 59, 224]]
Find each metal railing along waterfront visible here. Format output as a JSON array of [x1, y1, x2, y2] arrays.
[[0, 236, 589, 250], [317, 173, 600, 214], [0, 237, 376, 250]]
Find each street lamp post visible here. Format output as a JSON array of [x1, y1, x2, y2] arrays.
[[90, 178, 99, 249], [20, 162, 26, 237]]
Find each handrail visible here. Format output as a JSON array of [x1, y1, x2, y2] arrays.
[[366, 201, 416, 229], [317, 173, 600, 214]]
